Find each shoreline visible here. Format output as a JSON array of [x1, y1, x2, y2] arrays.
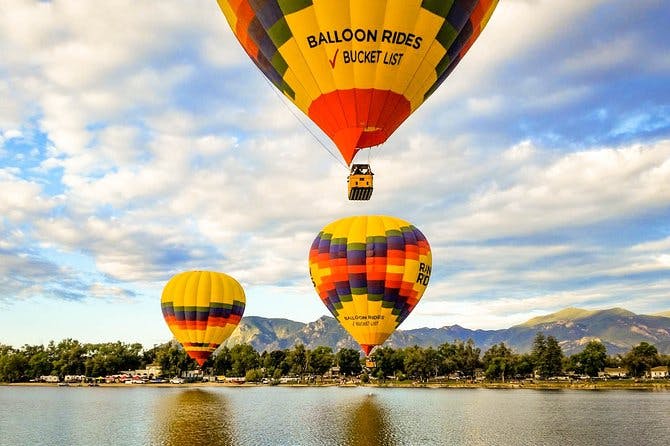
[[3, 381, 669, 391]]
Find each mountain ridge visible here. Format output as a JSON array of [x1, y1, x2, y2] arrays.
[[222, 307, 670, 356]]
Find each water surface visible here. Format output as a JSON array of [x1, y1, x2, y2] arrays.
[[1, 386, 668, 445]]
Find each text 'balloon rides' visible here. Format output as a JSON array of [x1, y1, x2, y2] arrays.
[[309, 215, 432, 355], [161, 271, 246, 366], [217, 0, 498, 165]]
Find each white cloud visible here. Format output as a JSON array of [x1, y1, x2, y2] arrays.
[[425, 0, 609, 107], [1, 0, 669, 340], [522, 84, 591, 110], [89, 283, 135, 303], [467, 95, 505, 116], [2, 129, 22, 140], [0, 170, 53, 221], [561, 35, 639, 75], [199, 17, 252, 69], [632, 237, 670, 252], [440, 140, 670, 240], [503, 140, 536, 162]]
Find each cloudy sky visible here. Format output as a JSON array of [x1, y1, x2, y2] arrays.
[[1, 0, 669, 348]]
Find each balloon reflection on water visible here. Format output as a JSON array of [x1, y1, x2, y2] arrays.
[[152, 389, 236, 446], [343, 394, 398, 446]]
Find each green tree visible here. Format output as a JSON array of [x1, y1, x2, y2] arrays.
[[370, 346, 404, 380], [624, 342, 659, 378], [0, 344, 13, 357], [336, 348, 362, 377], [308, 346, 334, 378], [229, 344, 260, 377], [0, 346, 28, 383], [23, 345, 53, 379], [532, 333, 563, 378], [263, 350, 289, 377], [531, 332, 547, 376], [245, 368, 264, 382], [141, 344, 160, 368], [213, 346, 233, 375], [286, 344, 308, 377], [576, 340, 607, 377], [423, 347, 441, 379], [437, 342, 459, 376], [2, 353, 28, 383], [482, 343, 515, 381], [605, 353, 625, 368], [84, 342, 143, 377], [272, 368, 283, 381], [404, 346, 431, 381], [454, 339, 482, 378], [156, 343, 192, 377], [545, 336, 564, 377], [515, 353, 535, 378], [51, 339, 87, 378]]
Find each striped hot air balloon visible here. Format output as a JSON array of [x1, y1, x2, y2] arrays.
[[217, 0, 498, 165], [309, 215, 432, 355], [161, 271, 246, 366]]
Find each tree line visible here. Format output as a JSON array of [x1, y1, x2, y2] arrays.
[[1, 334, 668, 383]]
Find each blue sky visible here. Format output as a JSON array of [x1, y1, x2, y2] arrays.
[[1, 0, 669, 348]]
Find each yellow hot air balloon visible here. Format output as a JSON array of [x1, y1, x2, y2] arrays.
[[217, 0, 498, 199], [309, 215, 432, 355], [161, 271, 246, 366]]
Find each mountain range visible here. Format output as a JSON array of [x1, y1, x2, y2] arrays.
[[222, 307, 670, 356]]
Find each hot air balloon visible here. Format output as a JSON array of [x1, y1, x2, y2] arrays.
[[309, 215, 432, 355], [217, 0, 498, 199], [161, 271, 246, 366]]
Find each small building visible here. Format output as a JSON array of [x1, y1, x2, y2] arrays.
[[649, 366, 669, 379], [279, 377, 300, 384], [599, 367, 627, 378], [216, 376, 246, 384], [325, 366, 340, 379], [64, 375, 86, 383], [40, 375, 60, 383], [105, 374, 130, 383], [133, 364, 162, 379], [184, 369, 203, 379]]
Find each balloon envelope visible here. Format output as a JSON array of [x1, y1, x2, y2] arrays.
[[217, 0, 498, 164], [309, 215, 432, 355], [161, 271, 245, 366]]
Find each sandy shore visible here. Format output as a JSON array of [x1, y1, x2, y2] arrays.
[[4, 381, 669, 390]]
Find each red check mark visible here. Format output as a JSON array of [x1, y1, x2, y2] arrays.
[[329, 49, 339, 68]]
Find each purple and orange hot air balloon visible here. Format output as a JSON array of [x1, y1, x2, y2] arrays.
[[309, 215, 432, 356]]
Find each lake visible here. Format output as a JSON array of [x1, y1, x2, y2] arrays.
[[0, 386, 668, 445]]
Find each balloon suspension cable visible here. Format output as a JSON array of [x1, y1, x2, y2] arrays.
[[263, 77, 349, 170]]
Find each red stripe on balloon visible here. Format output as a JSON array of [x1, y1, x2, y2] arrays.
[[308, 89, 411, 164]]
